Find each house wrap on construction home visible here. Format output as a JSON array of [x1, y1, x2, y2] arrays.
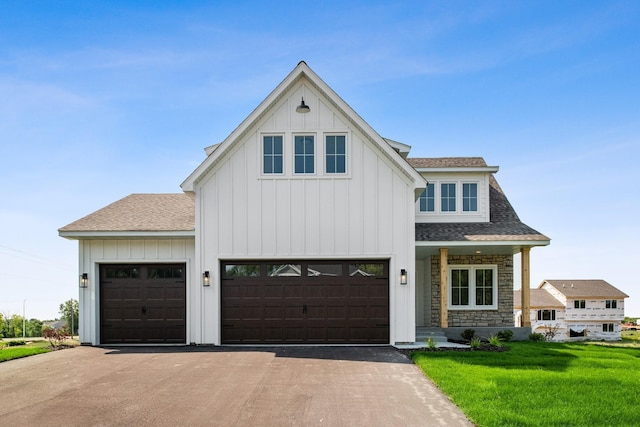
[[515, 279, 629, 341], [59, 61, 550, 346]]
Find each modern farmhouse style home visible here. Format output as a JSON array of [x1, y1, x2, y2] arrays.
[[59, 62, 550, 346]]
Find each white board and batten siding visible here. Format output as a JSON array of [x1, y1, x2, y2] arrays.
[[78, 239, 195, 345], [194, 81, 419, 345]]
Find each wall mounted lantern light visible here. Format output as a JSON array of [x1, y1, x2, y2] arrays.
[[400, 269, 408, 285], [203, 271, 210, 287], [296, 97, 310, 113], [80, 273, 88, 288]]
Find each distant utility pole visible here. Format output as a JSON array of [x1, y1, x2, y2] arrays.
[[22, 299, 26, 339]]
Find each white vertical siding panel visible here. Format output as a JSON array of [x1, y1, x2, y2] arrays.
[[144, 240, 158, 258], [217, 162, 234, 255], [273, 101, 289, 130], [158, 240, 171, 259], [348, 135, 364, 254], [275, 179, 291, 255], [318, 179, 334, 255], [377, 158, 393, 253], [289, 180, 305, 254], [130, 241, 145, 259], [232, 144, 248, 255], [261, 179, 277, 255], [333, 179, 349, 254], [361, 142, 378, 253], [318, 99, 333, 130], [116, 240, 131, 259], [304, 179, 320, 254], [103, 241, 117, 259]]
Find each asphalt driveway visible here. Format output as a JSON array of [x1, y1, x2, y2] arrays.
[[0, 346, 472, 426]]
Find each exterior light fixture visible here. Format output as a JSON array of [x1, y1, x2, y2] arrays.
[[80, 273, 88, 288], [400, 269, 408, 285], [203, 271, 210, 287], [296, 97, 310, 113]]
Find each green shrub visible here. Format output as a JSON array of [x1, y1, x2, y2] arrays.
[[461, 329, 476, 342], [529, 332, 546, 342], [470, 337, 482, 349], [7, 340, 26, 347], [497, 329, 514, 342], [427, 337, 437, 350], [488, 334, 502, 347]]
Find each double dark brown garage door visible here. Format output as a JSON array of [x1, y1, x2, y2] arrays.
[[221, 260, 389, 344], [100, 264, 186, 344]]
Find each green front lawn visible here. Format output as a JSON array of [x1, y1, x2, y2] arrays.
[[412, 341, 640, 426], [0, 340, 51, 362]]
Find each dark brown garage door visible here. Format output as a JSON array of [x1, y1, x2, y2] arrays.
[[100, 264, 186, 344], [221, 260, 389, 344]]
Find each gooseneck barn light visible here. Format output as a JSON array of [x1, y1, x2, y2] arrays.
[[296, 97, 310, 113]]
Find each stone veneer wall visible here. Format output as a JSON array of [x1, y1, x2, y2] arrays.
[[430, 254, 514, 327]]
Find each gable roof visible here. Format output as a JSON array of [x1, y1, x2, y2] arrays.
[[414, 172, 550, 245], [541, 279, 629, 299], [181, 61, 425, 192], [514, 289, 564, 309], [58, 194, 194, 239], [408, 157, 496, 170]]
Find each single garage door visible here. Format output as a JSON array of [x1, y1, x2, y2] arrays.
[[100, 264, 186, 344], [221, 260, 389, 344]]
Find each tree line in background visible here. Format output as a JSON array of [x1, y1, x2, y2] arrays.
[[0, 299, 79, 339]]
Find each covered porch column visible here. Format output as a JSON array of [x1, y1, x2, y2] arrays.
[[520, 246, 531, 327], [439, 247, 448, 327]]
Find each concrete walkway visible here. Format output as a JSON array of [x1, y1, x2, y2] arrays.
[[0, 346, 472, 426]]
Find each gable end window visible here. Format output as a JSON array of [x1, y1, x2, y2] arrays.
[[449, 265, 497, 310], [325, 135, 346, 174], [462, 183, 478, 212], [263, 135, 283, 174], [294, 135, 314, 174], [419, 183, 435, 212], [574, 300, 586, 309]]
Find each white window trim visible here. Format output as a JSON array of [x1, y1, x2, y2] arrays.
[[418, 183, 435, 213], [462, 182, 479, 212], [323, 133, 349, 175], [448, 264, 498, 310], [292, 133, 317, 176], [416, 179, 481, 214], [260, 133, 286, 176]]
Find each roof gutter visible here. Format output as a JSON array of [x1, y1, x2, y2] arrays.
[[58, 230, 195, 240]]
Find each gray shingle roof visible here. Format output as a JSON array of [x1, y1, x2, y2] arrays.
[[514, 289, 564, 309], [414, 174, 549, 242], [407, 157, 488, 168], [59, 194, 195, 232], [541, 280, 629, 299]]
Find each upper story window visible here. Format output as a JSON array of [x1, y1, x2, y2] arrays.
[[574, 300, 586, 309], [294, 135, 315, 174], [449, 265, 497, 310], [325, 135, 346, 174], [462, 183, 478, 212], [605, 300, 618, 309], [537, 309, 556, 321], [263, 135, 283, 174], [418, 183, 435, 212], [441, 183, 456, 212]]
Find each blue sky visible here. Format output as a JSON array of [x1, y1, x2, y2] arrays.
[[1, 1, 639, 320]]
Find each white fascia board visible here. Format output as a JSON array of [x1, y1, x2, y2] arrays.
[[415, 166, 500, 173], [58, 230, 195, 240], [416, 239, 551, 248]]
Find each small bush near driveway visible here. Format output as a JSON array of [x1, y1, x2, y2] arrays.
[[412, 341, 639, 426]]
